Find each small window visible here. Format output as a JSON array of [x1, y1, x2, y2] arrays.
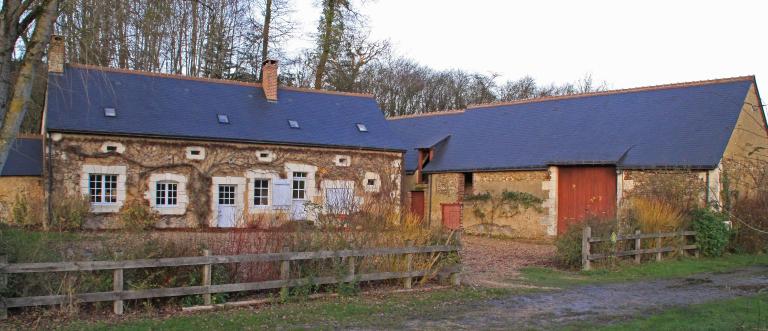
[[106, 145, 118, 152], [338, 158, 347, 165], [89, 174, 118, 204], [190, 150, 200, 156], [260, 153, 269, 158], [254, 179, 269, 206], [366, 178, 376, 186], [217, 114, 230, 124], [156, 181, 178, 206], [356, 123, 368, 132], [104, 108, 116, 117], [292, 172, 307, 199], [288, 120, 300, 129]]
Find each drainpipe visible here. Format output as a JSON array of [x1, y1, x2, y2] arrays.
[[427, 173, 433, 227], [46, 133, 54, 229], [705, 171, 710, 208]]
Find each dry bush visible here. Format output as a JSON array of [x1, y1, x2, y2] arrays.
[[724, 159, 768, 253], [555, 217, 619, 269], [11, 191, 44, 227], [628, 198, 686, 233], [119, 200, 160, 231], [51, 193, 90, 231], [625, 170, 705, 213]]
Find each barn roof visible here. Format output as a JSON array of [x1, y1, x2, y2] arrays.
[[1, 137, 43, 177], [45, 64, 405, 152], [389, 77, 759, 173]]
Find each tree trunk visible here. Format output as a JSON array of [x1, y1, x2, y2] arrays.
[[0, 0, 59, 177], [259, 0, 272, 81], [0, 0, 33, 124], [313, 0, 336, 90], [190, 0, 199, 76]]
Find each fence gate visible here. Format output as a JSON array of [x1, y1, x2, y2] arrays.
[[441, 203, 462, 230]]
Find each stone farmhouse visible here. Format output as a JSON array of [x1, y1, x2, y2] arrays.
[[1, 38, 767, 236], [10, 38, 406, 229], [390, 77, 768, 239]]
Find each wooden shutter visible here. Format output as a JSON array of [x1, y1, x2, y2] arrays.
[[273, 179, 291, 208]]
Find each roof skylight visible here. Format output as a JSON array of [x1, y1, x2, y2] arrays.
[[104, 108, 116, 117], [217, 114, 230, 124], [288, 120, 300, 129], [356, 123, 368, 132]]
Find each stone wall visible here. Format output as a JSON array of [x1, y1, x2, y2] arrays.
[[0, 176, 44, 222], [427, 173, 463, 227], [49, 133, 403, 229], [462, 170, 552, 239]]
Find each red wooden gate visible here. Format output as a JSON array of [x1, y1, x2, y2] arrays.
[[557, 166, 617, 234], [410, 191, 425, 220], [441, 203, 462, 230]]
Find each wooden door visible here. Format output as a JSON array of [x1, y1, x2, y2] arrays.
[[410, 191, 425, 219], [557, 166, 617, 234], [441, 203, 462, 230]]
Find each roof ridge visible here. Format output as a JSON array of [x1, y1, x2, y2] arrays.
[[468, 75, 755, 110], [66, 63, 375, 98], [387, 109, 466, 120]]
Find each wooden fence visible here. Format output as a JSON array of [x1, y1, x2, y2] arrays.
[[581, 226, 698, 270], [0, 244, 461, 319]]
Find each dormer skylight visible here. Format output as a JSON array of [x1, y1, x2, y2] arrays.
[[104, 108, 116, 117], [217, 114, 230, 124], [356, 123, 368, 132], [288, 120, 300, 129]]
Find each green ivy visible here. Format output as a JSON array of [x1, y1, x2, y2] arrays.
[[692, 208, 730, 257], [464, 192, 491, 202]]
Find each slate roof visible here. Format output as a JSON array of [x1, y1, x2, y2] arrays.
[[1, 137, 43, 176], [389, 77, 760, 173], [46, 65, 405, 151]]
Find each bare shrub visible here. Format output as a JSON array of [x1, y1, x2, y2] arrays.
[[119, 201, 159, 231], [11, 191, 44, 227], [723, 159, 768, 253], [625, 170, 705, 213], [51, 194, 90, 231]]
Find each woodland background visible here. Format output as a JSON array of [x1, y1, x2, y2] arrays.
[[2, 0, 606, 136]]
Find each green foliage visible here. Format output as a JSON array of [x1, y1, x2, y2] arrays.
[[691, 208, 730, 257], [554, 224, 583, 268], [463, 192, 491, 202], [120, 201, 159, 231]]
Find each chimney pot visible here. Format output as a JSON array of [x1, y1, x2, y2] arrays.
[[49, 35, 65, 74], [261, 59, 278, 101]]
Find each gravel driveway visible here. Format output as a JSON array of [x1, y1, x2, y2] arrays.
[[461, 235, 556, 287], [403, 266, 768, 330]]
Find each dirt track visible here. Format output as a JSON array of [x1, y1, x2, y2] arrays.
[[398, 266, 768, 330]]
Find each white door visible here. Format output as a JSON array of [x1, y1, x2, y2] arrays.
[[217, 184, 236, 227], [291, 172, 308, 220]]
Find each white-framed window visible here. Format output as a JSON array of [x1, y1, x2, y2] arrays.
[[253, 179, 269, 206], [292, 172, 307, 200], [185, 146, 206, 160], [363, 172, 381, 193], [89, 174, 117, 204], [155, 181, 178, 206], [81, 165, 127, 213]]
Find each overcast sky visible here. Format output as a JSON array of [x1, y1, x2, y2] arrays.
[[287, 0, 767, 94]]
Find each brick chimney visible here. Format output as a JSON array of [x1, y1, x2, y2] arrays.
[[261, 59, 278, 101], [48, 35, 65, 74]]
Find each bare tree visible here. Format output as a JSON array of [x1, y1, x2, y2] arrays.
[[0, 0, 59, 175]]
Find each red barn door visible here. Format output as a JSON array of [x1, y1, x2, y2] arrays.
[[410, 191, 425, 220], [441, 203, 462, 230], [557, 166, 617, 234]]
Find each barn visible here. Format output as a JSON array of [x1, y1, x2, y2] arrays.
[[390, 77, 768, 239]]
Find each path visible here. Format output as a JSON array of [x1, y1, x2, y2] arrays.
[[461, 235, 555, 287], [396, 266, 768, 330]]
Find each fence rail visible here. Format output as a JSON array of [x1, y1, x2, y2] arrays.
[[581, 226, 698, 270], [0, 244, 462, 319]]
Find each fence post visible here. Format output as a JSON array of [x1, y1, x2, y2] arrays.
[[634, 230, 642, 264], [1, 255, 7, 320], [113, 267, 124, 315], [280, 246, 290, 300], [582, 226, 591, 271], [347, 256, 356, 282], [202, 249, 212, 306], [693, 232, 700, 258], [656, 237, 662, 261], [678, 231, 685, 257], [404, 240, 414, 289]]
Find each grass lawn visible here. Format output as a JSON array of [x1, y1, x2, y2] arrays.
[[520, 253, 768, 288], [561, 294, 768, 330], [60, 287, 518, 330]]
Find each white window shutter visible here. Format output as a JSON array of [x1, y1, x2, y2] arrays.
[[273, 179, 291, 208]]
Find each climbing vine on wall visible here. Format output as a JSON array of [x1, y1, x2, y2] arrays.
[[463, 190, 543, 227]]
